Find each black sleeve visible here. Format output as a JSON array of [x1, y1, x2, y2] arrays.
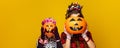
[[37, 39, 44, 48], [86, 31, 94, 42]]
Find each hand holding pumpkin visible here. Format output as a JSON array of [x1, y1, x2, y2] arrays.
[[82, 29, 88, 39], [64, 27, 71, 40]]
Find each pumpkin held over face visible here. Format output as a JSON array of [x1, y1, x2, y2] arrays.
[[43, 22, 55, 38], [65, 15, 87, 34]]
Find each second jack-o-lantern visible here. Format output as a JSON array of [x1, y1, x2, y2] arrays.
[[65, 15, 87, 34], [43, 22, 55, 38]]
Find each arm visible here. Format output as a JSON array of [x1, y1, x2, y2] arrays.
[[84, 36, 96, 48], [63, 39, 71, 48], [37, 38, 44, 48], [82, 31, 96, 48], [61, 32, 71, 48]]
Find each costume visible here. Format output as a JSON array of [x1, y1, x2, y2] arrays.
[[61, 30, 94, 48], [61, 2, 94, 48], [37, 18, 63, 48]]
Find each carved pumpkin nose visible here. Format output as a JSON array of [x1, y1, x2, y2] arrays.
[[75, 23, 78, 26]]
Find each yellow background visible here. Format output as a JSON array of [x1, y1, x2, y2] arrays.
[[0, 0, 120, 48]]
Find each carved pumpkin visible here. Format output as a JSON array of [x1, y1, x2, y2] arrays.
[[65, 14, 87, 34], [43, 22, 55, 38]]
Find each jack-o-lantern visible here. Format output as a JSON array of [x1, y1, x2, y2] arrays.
[[42, 20, 56, 38], [65, 14, 87, 34], [42, 18, 56, 38]]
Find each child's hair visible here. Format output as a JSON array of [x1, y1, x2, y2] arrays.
[[65, 2, 84, 19]]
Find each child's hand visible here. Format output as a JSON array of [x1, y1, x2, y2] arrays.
[[82, 29, 88, 39], [64, 27, 71, 40], [39, 38, 43, 44], [44, 40, 48, 44]]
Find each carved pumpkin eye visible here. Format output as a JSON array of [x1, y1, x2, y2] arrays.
[[46, 25, 49, 27], [77, 18, 82, 21], [70, 18, 75, 22], [46, 24, 53, 28]]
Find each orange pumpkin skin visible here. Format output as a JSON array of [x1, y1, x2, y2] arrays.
[[65, 16, 87, 34], [43, 22, 55, 38]]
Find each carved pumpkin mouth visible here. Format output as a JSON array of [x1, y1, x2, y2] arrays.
[[45, 28, 54, 32], [46, 30, 51, 32], [70, 26, 83, 31]]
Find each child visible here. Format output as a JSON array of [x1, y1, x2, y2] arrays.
[[37, 18, 63, 48], [61, 2, 96, 48]]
